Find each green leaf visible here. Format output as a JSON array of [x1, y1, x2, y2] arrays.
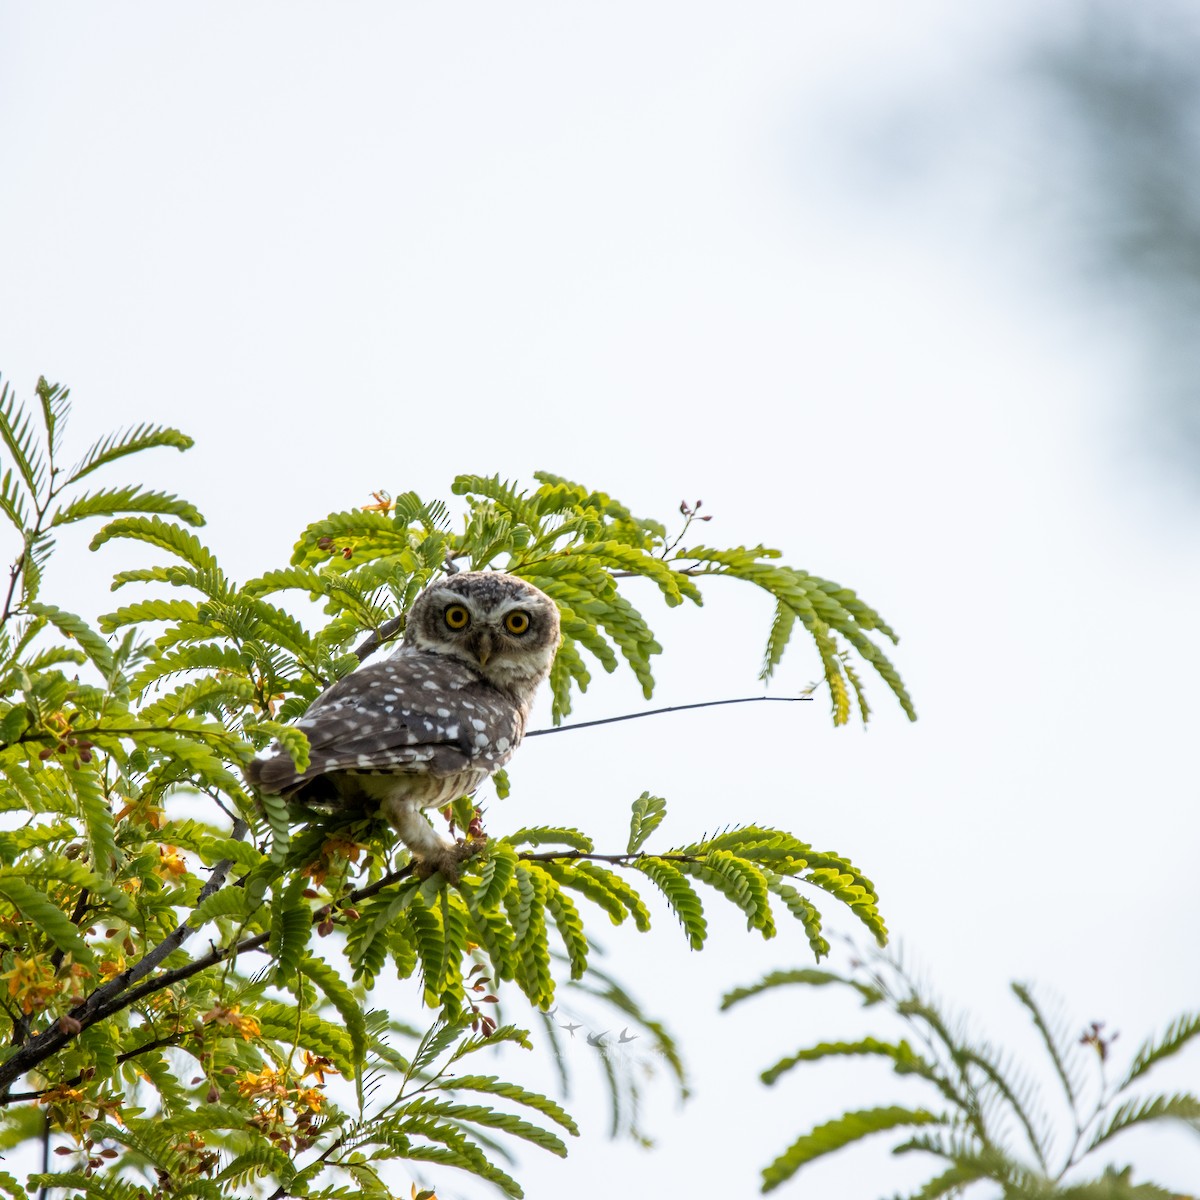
[[300, 954, 368, 1081], [0, 874, 95, 965], [51, 486, 203, 528], [252, 722, 311, 774], [270, 874, 312, 986], [626, 792, 666, 854], [501, 826, 593, 852], [438, 1074, 579, 1134], [24, 602, 114, 677], [0, 380, 47, 500], [69, 761, 118, 879], [0, 467, 28, 534], [761, 1036, 923, 1086], [635, 857, 706, 949], [762, 1106, 943, 1192], [720, 967, 882, 1010], [66, 422, 193, 485], [1121, 1012, 1200, 1087], [90, 514, 217, 571], [190, 886, 251, 926], [1012, 982, 1083, 1111], [1087, 1092, 1200, 1152]]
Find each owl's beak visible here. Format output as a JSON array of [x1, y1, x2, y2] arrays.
[[470, 629, 494, 667]]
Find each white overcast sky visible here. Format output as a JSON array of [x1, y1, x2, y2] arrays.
[[2, 3, 1199, 1197]]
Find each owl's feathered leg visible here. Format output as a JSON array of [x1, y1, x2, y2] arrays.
[[382, 795, 485, 884]]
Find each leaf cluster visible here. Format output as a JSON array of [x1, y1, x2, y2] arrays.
[[0, 379, 913, 1198], [723, 954, 1200, 1198]]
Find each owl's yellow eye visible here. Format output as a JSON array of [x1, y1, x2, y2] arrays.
[[504, 610, 531, 635], [444, 604, 470, 631]]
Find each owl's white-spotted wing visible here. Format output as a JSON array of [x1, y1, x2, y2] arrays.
[[247, 650, 524, 795]]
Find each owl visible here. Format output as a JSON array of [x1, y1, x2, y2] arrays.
[[247, 572, 560, 880]]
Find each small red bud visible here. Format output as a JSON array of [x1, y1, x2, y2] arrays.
[[341, 546, 353, 560], [205, 1085, 220, 1103]]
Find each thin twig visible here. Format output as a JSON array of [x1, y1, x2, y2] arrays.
[[525, 695, 811, 737], [353, 616, 404, 664]]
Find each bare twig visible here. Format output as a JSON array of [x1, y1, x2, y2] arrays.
[[525, 695, 811, 737]]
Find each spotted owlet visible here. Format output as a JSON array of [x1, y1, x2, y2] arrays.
[[246, 572, 560, 879]]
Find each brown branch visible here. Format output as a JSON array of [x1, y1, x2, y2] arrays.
[[352, 615, 404, 664], [0, 829, 750, 1100], [4, 1031, 195, 1102], [0, 838, 414, 1101], [0, 819, 249, 1098]]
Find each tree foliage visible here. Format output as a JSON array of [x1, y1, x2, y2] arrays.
[[723, 953, 1200, 1198], [0, 375, 913, 1198]]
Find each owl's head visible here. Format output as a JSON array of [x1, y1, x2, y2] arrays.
[[401, 571, 561, 694]]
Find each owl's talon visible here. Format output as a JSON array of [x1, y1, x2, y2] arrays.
[[418, 836, 488, 884]]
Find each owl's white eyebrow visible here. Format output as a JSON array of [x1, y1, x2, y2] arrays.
[[525, 695, 812, 737]]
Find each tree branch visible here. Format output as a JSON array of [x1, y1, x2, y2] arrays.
[[0, 819, 249, 1097]]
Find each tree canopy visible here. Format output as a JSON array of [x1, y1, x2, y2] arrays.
[[0, 375, 913, 1199]]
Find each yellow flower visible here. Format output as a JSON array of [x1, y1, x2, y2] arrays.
[[155, 845, 188, 879], [203, 1003, 261, 1041], [294, 1087, 325, 1113], [98, 956, 126, 982], [301, 1051, 337, 1085], [0, 955, 61, 1014], [236, 1067, 288, 1101]]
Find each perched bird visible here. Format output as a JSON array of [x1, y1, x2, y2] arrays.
[[247, 571, 560, 880]]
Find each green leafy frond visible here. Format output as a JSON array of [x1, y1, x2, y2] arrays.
[[0, 873, 96, 965], [500, 826, 594, 853], [1121, 1012, 1200, 1087], [438, 1074, 580, 1135], [66, 421, 193, 485], [677, 850, 774, 937], [761, 1035, 925, 1086], [1087, 1092, 1200, 1152], [24, 602, 115, 676], [0, 467, 29, 534], [90, 514, 218, 571], [761, 1106, 943, 1192], [51, 485, 203, 528], [626, 792, 667, 854], [720, 967, 883, 1011], [636, 857, 706, 949], [0, 379, 48, 499], [1012, 982, 1085, 1111]]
